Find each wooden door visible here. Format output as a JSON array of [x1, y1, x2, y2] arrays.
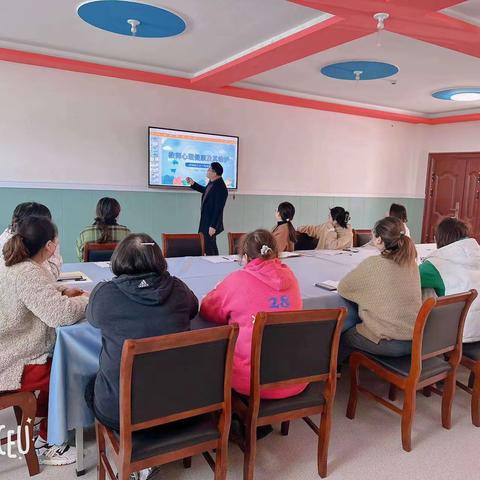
[[422, 153, 480, 243], [461, 157, 480, 243]]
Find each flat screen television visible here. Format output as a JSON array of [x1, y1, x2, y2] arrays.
[[148, 127, 239, 189]]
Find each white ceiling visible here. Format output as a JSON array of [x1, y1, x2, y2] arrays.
[[443, 0, 480, 26], [0, 0, 324, 75], [240, 31, 480, 115], [1, 1, 480, 116]]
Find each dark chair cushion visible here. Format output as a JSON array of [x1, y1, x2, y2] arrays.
[[114, 414, 219, 462], [87, 250, 115, 262], [364, 354, 451, 380], [237, 382, 324, 418], [463, 342, 480, 361], [294, 233, 319, 251]]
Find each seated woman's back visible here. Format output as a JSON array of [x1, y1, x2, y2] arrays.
[[76, 197, 131, 261], [200, 229, 303, 399], [87, 234, 198, 431], [298, 206, 353, 250], [420, 217, 480, 342]]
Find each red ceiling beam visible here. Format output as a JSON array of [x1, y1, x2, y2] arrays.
[[190, 15, 376, 89]]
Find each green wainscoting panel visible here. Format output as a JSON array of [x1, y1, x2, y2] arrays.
[[0, 187, 425, 262]]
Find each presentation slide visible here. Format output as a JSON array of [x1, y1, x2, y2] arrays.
[[149, 127, 238, 189]]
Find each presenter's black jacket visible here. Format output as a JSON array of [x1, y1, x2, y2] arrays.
[[86, 271, 198, 431], [190, 177, 228, 235]]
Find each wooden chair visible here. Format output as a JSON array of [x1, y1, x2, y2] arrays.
[[346, 290, 477, 452], [228, 232, 245, 255], [162, 233, 205, 258], [294, 232, 319, 250], [0, 391, 39, 476], [83, 242, 118, 262], [96, 325, 239, 480], [352, 229, 372, 248], [232, 308, 346, 479], [456, 341, 480, 427]]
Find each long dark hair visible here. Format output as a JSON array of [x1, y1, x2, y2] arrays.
[[389, 203, 408, 223], [239, 229, 279, 262], [435, 217, 469, 249], [330, 206, 350, 229], [9, 202, 52, 231], [373, 216, 417, 267], [111, 233, 167, 276], [3, 216, 57, 267], [94, 197, 121, 242], [273, 202, 297, 244]]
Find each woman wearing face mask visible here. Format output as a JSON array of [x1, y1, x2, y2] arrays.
[[298, 206, 353, 250], [0, 216, 89, 466], [272, 202, 297, 252]]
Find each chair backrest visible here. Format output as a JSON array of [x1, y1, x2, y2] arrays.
[[83, 242, 118, 262], [250, 309, 345, 400], [119, 325, 238, 438], [294, 232, 319, 250], [352, 229, 372, 248], [162, 233, 205, 258], [410, 290, 477, 378], [228, 232, 245, 255]]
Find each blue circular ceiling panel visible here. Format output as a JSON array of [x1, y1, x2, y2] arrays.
[[77, 1, 186, 38], [432, 87, 480, 102], [321, 61, 399, 80]]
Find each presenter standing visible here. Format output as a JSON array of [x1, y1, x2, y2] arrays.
[[186, 162, 228, 256]]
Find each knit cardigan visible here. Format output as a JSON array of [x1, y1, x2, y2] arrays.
[[0, 260, 88, 390], [338, 255, 422, 343]]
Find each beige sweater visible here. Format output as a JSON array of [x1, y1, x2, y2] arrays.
[[0, 260, 88, 390], [298, 223, 353, 250], [272, 223, 295, 252], [338, 255, 422, 343]]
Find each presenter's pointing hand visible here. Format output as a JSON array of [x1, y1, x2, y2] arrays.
[[209, 227, 216, 237], [186, 177, 194, 186]]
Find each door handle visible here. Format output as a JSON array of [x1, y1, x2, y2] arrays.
[[449, 201, 460, 219]]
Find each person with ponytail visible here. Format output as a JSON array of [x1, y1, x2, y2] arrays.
[[200, 229, 304, 400], [0, 202, 63, 278], [0, 216, 88, 466], [76, 197, 131, 261], [272, 201, 297, 252], [298, 206, 353, 250], [338, 216, 421, 358]]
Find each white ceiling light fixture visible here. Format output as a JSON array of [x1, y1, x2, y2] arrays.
[[127, 19, 140, 36], [373, 12, 389, 47], [450, 92, 480, 101]]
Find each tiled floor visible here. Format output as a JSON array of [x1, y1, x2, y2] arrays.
[[1, 369, 479, 480]]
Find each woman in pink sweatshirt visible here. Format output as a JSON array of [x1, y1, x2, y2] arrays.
[[200, 229, 305, 399]]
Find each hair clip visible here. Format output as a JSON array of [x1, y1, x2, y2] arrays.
[[140, 242, 155, 246], [399, 231, 405, 237], [260, 245, 272, 256]]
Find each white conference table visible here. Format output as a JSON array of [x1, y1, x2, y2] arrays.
[[48, 244, 436, 475]]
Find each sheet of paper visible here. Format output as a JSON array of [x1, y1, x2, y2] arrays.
[[279, 251, 301, 259], [202, 255, 239, 264], [94, 261, 111, 268]]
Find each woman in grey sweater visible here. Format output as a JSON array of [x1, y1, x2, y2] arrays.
[[0, 216, 88, 466]]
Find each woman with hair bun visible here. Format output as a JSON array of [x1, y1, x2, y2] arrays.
[[0, 216, 88, 466], [200, 229, 304, 399], [298, 206, 353, 250], [272, 201, 297, 252], [338, 216, 421, 359]]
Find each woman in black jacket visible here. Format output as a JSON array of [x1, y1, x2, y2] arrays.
[[86, 233, 198, 431]]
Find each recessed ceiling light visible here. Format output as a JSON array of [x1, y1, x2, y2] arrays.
[[450, 92, 480, 102], [432, 88, 480, 102]]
